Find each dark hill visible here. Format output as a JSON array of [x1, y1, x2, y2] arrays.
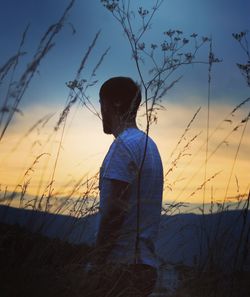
[[0, 205, 250, 270]]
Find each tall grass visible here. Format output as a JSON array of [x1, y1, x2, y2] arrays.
[[0, 0, 250, 296]]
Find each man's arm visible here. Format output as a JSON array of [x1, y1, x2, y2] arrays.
[[94, 179, 130, 265]]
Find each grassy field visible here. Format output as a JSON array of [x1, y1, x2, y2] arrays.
[[1, 218, 250, 297], [1, 1, 250, 296], [0, 222, 91, 297]]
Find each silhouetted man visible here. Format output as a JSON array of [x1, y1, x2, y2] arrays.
[[92, 77, 163, 296]]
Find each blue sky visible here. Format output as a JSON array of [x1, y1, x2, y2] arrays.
[[1, 0, 250, 109]]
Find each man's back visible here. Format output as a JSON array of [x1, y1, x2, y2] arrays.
[[98, 127, 163, 268]]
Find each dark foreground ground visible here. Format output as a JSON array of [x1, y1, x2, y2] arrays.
[[1, 222, 250, 297], [0, 223, 92, 297]]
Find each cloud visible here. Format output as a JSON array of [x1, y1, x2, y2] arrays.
[[145, 100, 250, 203]]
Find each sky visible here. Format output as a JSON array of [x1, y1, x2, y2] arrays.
[[0, 0, 249, 207]]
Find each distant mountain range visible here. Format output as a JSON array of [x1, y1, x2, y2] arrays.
[[1, 190, 247, 215], [0, 205, 249, 271]]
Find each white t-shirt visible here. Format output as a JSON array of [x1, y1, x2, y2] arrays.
[[98, 127, 163, 268]]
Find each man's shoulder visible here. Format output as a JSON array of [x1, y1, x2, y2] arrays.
[[119, 128, 160, 152], [117, 128, 145, 153], [118, 128, 146, 145]]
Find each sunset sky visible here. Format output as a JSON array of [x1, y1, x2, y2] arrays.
[[0, 0, 249, 206]]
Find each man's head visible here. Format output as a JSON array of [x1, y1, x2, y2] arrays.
[[99, 77, 141, 134]]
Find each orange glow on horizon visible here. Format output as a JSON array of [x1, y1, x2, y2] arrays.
[[0, 100, 249, 206]]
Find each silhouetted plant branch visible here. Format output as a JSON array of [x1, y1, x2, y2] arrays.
[[101, 0, 211, 266], [233, 31, 250, 87], [0, 0, 76, 142], [51, 30, 108, 198]]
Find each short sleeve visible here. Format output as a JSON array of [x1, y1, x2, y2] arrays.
[[103, 138, 138, 184]]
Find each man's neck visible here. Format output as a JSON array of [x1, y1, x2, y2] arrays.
[[112, 121, 138, 138]]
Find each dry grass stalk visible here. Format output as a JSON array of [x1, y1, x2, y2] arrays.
[[0, 0, 76, 142]]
